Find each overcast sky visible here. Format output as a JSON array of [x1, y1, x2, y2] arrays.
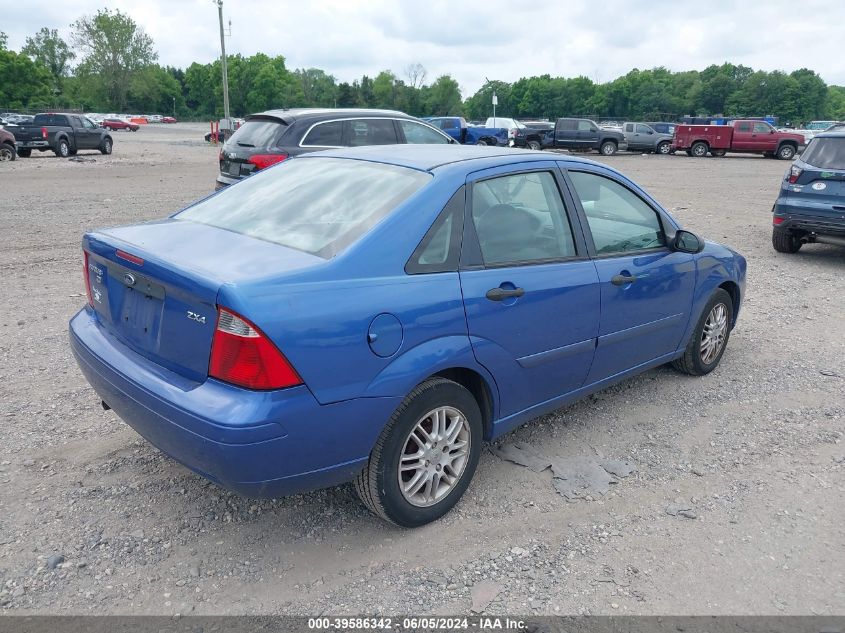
[[4, 0, 844, 95]]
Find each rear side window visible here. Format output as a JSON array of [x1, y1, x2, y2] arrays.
[[557, 119, 577, 131], [736, 122, 752, 133], [800, 137, 845, 169], [177, 157, 431, 258], [346, 119, 398, 146], [227, 118, 285, 148], [301, 121, 343, 147]]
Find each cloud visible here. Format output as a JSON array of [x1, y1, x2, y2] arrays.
[[3, 0, 844, 97]]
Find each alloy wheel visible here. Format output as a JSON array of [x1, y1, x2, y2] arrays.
[[398, 406, 471, 507], [700, 303, 728, 364]]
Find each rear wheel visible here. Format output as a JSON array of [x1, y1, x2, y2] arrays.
[[527, 140, 541, 151], [0, 143, 15, 161], [777, 144, 796, 160], [476, 139, 488, 147], [355, 378, 482, 527], [55, 139, 70, 158], [599, 140, 617, 155], [691, 141, 709, 157], [672, 289, 733, 376], [17, 148, 31, 158], [772, 227, 802, 253], [656, 141, 671, 154], [711, 149, 726, 157]]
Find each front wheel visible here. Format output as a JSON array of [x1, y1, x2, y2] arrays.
[[656, 141, 671, 155], [672, 289, 733, 376], [476, 139, 488, 147], [355, 377, 482, 527], [599, 141, 617, 155], [100, 137, 113, 155], [0, 143, 15, 161], [17, 148, 31, 158], [691, 141, 709, 157], [777, 144, 796, 160]]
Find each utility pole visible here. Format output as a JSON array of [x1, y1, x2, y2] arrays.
[[216, 0, 231, 129]]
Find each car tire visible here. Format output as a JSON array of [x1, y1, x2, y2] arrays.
[[656, 141, 671, 154], [476, 139, 488, 147], [17, 148, 31, 158], [672, 289, 733, 377], [55, 139, 70, 158], [771, 227, 802, 253], [711, 149, 727, 157], [354, 377, 483, 527], [0, 143, 15, 161], [100, 137, 113, 155], [777, 144, 796, 160], [599, 141, 617, 155], [528, 140, 541, 151], [691, 141, 709, 157]]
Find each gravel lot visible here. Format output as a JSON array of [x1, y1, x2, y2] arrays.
[[0, 123, 843, 615]]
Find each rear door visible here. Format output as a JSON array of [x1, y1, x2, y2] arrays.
[[577, 120, 600, 148], [342, 118, 400, 146], [554, 119, 578, 148], [458, 163, 600, 417], [563, 167, 696, 384]]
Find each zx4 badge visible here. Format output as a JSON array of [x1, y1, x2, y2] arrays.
[[187, 311, 207, 324]]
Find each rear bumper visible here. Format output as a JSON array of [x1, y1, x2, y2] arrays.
[[69, 308, 400, 498], [215, 173, 240, 189], [773, 197, 845, 236], [16, 140, 50, 150]]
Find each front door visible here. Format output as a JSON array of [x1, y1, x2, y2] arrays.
[[78, 117, 100, 149], [564, 168, 697, 384], [577, 120, 600, 148], [459, 165, 600, 417]]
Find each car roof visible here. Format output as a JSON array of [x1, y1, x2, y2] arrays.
[[300, 144, 604, 173], [248, 108, 411, 124]]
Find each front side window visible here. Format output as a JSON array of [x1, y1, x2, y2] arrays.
[[577, 120, 594, 131], [471, 172, 576, 266], [753, 122, 771, 134], [82, 118, 96, 129], [399, 120, 450, 144], [568, 171, 665, 255], [177, 157, 430, 258], [301, 120, 343, 146], [636, 124, 652, 134], [346, 119, 398, 146]]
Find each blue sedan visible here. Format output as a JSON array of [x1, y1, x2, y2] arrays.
[[69, 145, 746, 527]]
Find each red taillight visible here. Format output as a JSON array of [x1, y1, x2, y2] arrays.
[[247, 153, 288, 170], [115, 249, 144, 265], [209, 307, 302, 390], [788, 166, 803, 184], [83, 251, 93, 306], [41, 127, 48, 139], [773, 216, 786, 225]]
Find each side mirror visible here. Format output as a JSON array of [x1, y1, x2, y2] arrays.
[[672, 230, 704, 253], [647, 130, 653, 135], [770, 129, 775, 134]]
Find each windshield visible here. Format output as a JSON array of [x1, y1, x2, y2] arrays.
[[806, 121, 834, 131], [176, 157, 431, 258], [800, 137, 845, 170]]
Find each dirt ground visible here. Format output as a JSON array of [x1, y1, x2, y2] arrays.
[[0, 123, 843, 615]]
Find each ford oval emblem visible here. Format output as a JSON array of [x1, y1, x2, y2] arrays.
[[123, 272, 136, 286]]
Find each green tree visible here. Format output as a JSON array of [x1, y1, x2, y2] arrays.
[[425, 75, 462, 116], [71, 8, 157, 111], [21, 28, 75, 93], [294, 68, 337, 107], [372, 70, 398, 109], [0, 49, 54, 108]]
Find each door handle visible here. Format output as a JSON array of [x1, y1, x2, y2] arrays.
[[611, 274, 637, 286], [486, 287, 525, 301]]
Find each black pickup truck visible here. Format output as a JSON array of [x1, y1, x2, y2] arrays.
[[549, 117, 627, 155], [14, 113, 113, 158]]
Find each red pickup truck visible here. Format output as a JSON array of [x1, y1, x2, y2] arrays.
[[673, 120, 805, 159]]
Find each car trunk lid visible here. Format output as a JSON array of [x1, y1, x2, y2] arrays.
[[83, 219, 322, 382], [219, 116, 289, 180]]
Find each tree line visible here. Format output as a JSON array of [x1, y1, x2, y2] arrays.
[[2, 10, 844, 125]]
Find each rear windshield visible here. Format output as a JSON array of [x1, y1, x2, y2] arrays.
[[176, 157, 431, 258], [33, 114, 68, 126], [227, 118, 286, 148], [801, 137, 845, 170]]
